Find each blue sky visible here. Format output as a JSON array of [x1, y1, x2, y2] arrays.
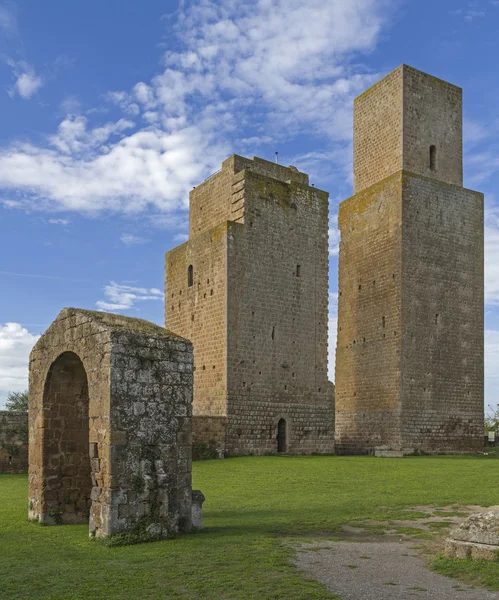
[[0, 0, 498, 410]]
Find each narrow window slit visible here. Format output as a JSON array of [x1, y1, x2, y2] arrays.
[[429, 145, 437, 171]]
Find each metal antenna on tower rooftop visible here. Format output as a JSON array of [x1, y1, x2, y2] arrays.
[[275, 151, 279, 164]]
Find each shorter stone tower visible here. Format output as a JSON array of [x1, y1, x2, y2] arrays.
[[335, 65, 484, 455], [166, 155, 334, 456]]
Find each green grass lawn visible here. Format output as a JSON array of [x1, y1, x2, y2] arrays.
[[1, 455, 498, 599]]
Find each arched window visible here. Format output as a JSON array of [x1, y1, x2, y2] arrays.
[[187, 265, 193, 287], [429, 145, 437, 171]]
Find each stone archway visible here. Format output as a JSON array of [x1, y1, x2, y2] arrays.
[[29, 307, 195, 540], [42, 351, 91, 524]]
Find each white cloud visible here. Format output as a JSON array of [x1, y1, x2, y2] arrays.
[[120, 233, 149, 246], [15, 71, 43, 99], [0, 323, 39, 408], [328, 292, 338, 382], [96, 281, 164, 312], [0, 4, 16, 36], [6, 60, 43, 99], [450, 6, 486, 21], [0, 0, 392, 217], [464, 117, 490, 147], [173, 232, 188, 243], [47, 218, 69, 226], [465, 10, 485, 21], [0, 125, 225, 213], [485, 206, 499, 306], [49, 115, 135, 155], [329, 214, 340, 257], [485, 329, 499, 412]]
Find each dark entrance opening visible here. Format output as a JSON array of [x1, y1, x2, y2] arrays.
[[42, 351, 92, 524], [277, 418, 287, 453]]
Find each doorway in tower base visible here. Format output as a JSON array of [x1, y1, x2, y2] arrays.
[[277, 418, 287, 453]]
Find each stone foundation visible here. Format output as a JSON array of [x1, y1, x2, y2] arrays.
[[0, 410, 28, 473], [446, 511, 499, 561], [445, 539, 499, 561], [192, 416, 226, 459]]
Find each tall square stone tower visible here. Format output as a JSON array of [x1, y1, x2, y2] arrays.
[[335, 65, 484, 455], [166, 155, 334, 455]]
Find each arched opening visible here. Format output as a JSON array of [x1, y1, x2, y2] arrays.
[[187, 264, 193, 287], [429, 145, 437, 171], [42, 352, 91, 524], [277, 418, 287, 453]]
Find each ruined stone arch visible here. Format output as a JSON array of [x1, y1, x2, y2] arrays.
[[29, 307, 194, 540]]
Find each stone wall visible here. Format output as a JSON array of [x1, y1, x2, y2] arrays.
[[29, 308, 194, 540], [354, 65, 462, 194], [335, 172, 403, 454], [166, 224, 228, 417], [354, 66, 403, 194], [402, 65, 462, 187], [192, 416, 226, 458], [226, 167, 334, 455], [401, 173, 483, 451], [0, 410, 28, 473]]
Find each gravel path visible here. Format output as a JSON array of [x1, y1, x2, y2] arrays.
[[293, 539, 499, 600]]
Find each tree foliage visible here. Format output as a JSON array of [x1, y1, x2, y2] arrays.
[[484, 405, 499, 433], [5, 390, 29, 412]]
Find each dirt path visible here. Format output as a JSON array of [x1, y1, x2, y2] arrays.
[[294, 539, 498, 600], [292, 505, 499, 600]]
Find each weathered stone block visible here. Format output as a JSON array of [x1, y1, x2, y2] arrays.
[[191, 490, 205, 529], [450, 512, 499, 546]]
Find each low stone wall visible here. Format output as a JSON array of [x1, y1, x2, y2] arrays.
[[0, 411, 28, 473], [192, 416, 227, 459]]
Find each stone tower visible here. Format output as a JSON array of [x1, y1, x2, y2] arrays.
[[166, 155, 334, 456], [335, 64, 484, 455]]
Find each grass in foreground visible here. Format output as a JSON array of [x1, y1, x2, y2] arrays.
[[1, 455, 498, 599]]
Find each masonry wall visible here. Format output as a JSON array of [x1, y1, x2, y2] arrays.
[[335, 173, 403, 454], [189, 158, 241, 237], [353, 66, 403, 193], [225, 169, 334, 454], [402, 66, 462, 187], [0, 410, 28, 473], [188, 155, 309, 238], [192, 416, 227, 458], [106, 330, 193, 535], [354, 64, 463, 194], [401, 173, 483, 451], [165, 224, 228, 417]]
